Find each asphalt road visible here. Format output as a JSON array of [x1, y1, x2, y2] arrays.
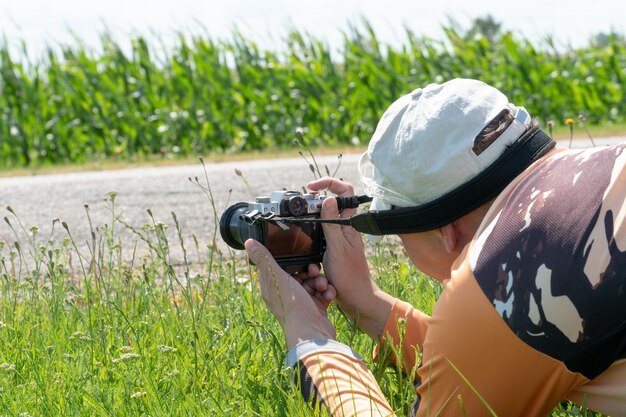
[[1, 136, 622, 267], [0, 152, 363, 266]]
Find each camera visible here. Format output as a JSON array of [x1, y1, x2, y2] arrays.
[[220, 190, 327, 272]]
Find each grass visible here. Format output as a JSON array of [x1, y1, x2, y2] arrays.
[[0, 177, 607, 416]]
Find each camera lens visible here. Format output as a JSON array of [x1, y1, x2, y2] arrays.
[[219, 202, 250, 250], [287, 196, 308, 216]]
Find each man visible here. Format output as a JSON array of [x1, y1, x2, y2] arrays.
[[244, 78, 626, 416]]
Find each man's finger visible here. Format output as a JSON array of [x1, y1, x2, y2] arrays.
[[308, 177, 355, 197], [313, 275, 328, 293], [309, 177, 357, 218], [322, 284, 337, 302], [320, 197, 362, 250], [308, 263, 321, 277], [319, 197, 344, 243], [245, 239, 281, 279]]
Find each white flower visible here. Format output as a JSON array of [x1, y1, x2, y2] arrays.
[[158, 345, 177, 353], [0, 363, 16, 372], [112, 353, 141, 363]]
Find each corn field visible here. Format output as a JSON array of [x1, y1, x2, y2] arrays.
[[1, 23, 626, 167]]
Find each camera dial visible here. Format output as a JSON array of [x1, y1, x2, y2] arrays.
[[283, 195, 308, 216]]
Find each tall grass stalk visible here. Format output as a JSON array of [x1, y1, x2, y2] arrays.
[[0, 191, 607, 415]]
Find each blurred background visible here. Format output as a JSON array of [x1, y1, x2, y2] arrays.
[[2, 0, 626, 169], [3, 0, 625, 56]]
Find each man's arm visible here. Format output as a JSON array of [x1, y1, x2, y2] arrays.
[[307, 177, 398, 340], [286, 340, 396, 417]]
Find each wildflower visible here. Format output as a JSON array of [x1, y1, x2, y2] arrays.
[[158, 345, 177, 353], [154, 221, 168, 230], [566, 118, 575, 148], [0, 362, 16, 372], [112, 353, 141, 363], [130, 391, 147, 399], [546, 120, 554, 137], [70, 331, 92, 342]]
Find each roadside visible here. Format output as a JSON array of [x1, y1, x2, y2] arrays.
[[2, 123, 625, 178], [1, 134, 623, 270]]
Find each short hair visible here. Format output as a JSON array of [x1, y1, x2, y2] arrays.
[[472, 109, 538, 156], [472, 109, 515, 156]]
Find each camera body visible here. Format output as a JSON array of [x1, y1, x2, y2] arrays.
[[220, 190, 327, 272]]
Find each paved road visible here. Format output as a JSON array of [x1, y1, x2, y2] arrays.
[[0, 152, 363, 266], [0, 136, 622, 267]]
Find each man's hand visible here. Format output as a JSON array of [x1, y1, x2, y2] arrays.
[[307, 177, 395, 340], [245, 239, 336, 349], [295, 262, 337, 303]]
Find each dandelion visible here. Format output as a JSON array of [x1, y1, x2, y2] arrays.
[[565, 118, 575, 148]]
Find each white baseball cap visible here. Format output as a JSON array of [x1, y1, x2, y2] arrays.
[[359, 78, 531, 215]]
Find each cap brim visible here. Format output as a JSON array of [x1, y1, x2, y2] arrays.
[[369, 197, 392, 212]]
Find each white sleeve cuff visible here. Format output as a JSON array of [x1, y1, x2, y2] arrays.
[[285, 339, 362, 368]]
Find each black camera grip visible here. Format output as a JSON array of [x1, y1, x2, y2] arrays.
[[335, 195, 373, 211]]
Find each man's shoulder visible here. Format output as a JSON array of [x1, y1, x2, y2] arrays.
[[466, 143, 626, 380]]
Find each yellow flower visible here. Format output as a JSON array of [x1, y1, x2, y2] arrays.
[[565, 118, 575, 125]]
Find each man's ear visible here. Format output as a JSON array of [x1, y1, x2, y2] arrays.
[[440, 223, 459, 254]]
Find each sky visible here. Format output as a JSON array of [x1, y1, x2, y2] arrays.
[[1, 0, 625, 57]]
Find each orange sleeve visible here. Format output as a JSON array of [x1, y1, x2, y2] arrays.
[[290, 342, 396, 416], [298, 350, 395, 416]]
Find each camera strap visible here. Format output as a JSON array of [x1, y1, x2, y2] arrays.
[[262, 126, 555, 235]]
